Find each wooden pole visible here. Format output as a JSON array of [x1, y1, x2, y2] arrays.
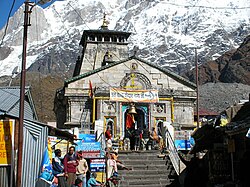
[[17, 2, 30, 186], [17, 1, 51, 185], [195, 48, 200, 128]]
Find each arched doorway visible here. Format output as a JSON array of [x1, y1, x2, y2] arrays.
[[134, 108, 145, 130], [106, 119, 115, 138], [123, 106, 148, 138]]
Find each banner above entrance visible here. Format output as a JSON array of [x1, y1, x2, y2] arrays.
[[110, 88, 159, 103]]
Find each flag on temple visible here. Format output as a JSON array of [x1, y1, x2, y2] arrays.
[[88, 80, 93, 98]]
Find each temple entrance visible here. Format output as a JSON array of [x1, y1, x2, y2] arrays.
[[124, 107, 147, 137], [134, 108, 145, 130], [122, 104, 149, 150]]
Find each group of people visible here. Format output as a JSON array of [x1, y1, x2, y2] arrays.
[[105, 149, 132, 187], [104, 126, 132, 185], [126, 125, 164, 151], [52, 146, 102, 187], [105, 123, 164, 152]]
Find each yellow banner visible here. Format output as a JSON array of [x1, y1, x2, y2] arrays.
[[110, 88, 159, 103], [0, 120, 14, 166]]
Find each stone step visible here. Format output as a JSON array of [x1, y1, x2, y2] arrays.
[[119, 164, 168, 171], [118, 169, 171, 176], [121, 185, 165, 187], [118, 179, 176, 187], [119, 169, 170, 175], [120, 178, 170, 186], [121, 173, 169, 180], [118, 153, 170, 160], [122, 159, 166, 166], [117, 150, 177, 187], [119, 150, 160, 154], [118, 155, 160, 160], [120, 153, 164, 158]]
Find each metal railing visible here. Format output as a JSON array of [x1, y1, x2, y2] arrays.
[[165, 130, 186, 175], [96, 131, 106, 157]]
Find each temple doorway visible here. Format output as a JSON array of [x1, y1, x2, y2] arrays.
[[124, 106, 148, 138]]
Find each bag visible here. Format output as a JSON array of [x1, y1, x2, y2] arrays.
[[113, 171, 118, 177], [39, 170, 54, 182]]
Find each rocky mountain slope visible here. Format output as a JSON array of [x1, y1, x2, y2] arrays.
[[185, 34, 250, 85], [200, 83, 250, 113], [0, 0, 250, 77]]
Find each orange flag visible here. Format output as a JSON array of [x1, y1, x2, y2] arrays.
[[88, 80, 93, 98]]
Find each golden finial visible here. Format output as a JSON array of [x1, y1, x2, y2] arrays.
[[101, 12, 109, 30]]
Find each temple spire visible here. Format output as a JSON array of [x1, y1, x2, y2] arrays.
[[101, 12, 109, 30]]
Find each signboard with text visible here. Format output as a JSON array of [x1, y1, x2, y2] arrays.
[[48, 136, 72, 157], [90, 158, 106, 183], [174, 130, 195, 150], [110, 88, 159, 103], [76, 142, 101, 158], [78, 134, 96, 143], [0, 120, 14, 166], [90, 158, 105, 172]]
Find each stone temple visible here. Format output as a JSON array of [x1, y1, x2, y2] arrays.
[[54, 15, 197, 140]]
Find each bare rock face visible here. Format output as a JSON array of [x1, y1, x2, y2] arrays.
[[0, 46, 13, 60], [200, 83, 250, 113], [219, 35, 250, 84], [0, 6, 49, 47], [185, 35, 250, 85]]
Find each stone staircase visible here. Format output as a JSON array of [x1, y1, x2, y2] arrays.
[[117, 150, 179, 187]]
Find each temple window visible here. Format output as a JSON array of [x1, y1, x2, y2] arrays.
[[98, 36, 102, 42], [104, 36, 110, 42], [89, 35, 95, 41]]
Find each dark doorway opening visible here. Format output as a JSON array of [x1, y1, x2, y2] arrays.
[[124, 108, 145, 138]]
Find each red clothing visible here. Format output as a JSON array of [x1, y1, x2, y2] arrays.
[[63, 153, 78, 173], [105, 130, 112, 140], [126, 114, 134, 129]]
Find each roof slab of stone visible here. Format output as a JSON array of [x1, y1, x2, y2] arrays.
[[65, 56, 196, 89]]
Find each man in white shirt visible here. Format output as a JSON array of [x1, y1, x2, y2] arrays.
[[76, 151, 88, 187]]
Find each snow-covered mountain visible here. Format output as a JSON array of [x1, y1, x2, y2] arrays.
[[0, 0, 250, 77]]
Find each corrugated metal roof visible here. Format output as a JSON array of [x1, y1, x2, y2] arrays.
[[21, 119, 74, 186], [22, 120, 48, 187], [0, 119, 74, 187], [0, 119, 45, 187], [8, 100, 36, 120], [0, 167, 11, 187], [0, 87, 20, 113], [0, 87, 37, 120]]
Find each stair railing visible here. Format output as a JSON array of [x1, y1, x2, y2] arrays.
[[165, 130, 186, 175], [96, 131, 106, 151]]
